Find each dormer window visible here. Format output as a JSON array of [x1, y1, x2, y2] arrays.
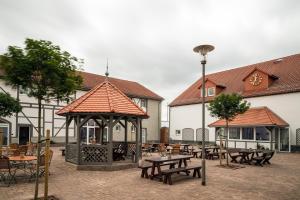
[[207, 87, 215, 96]]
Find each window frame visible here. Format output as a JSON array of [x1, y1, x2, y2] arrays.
[[242, 127, 255, 140], [228, 127, 241, 140], [207, 87, 216, 97]]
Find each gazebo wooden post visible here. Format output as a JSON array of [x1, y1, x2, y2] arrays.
[[65, 115, 70, 162], [108, 116, 113, 165], [76, 115, 81, 165], [125, 119, 128, 142], [101, 120, 104, 144], [135, 118, 141, 163]]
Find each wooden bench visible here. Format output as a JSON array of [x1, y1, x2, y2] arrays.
[[263, 151, 274, 164], [59, 148, 65, 156], [228, 148, 241, 163], [192, 150, 201, 158], [161, 165, 202, 185], [139, 161, 178, 179]]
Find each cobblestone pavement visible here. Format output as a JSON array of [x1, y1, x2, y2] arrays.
[[1, 148, 300, 200]]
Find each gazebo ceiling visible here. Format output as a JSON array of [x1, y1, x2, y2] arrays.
[[56, 80, 148, 118]]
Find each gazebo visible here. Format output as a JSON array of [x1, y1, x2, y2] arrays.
[[56, 79, 148, 170]]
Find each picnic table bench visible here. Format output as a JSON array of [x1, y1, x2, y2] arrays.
[[139, 161, 178, 178], [145, 155, 193, 180], [252, 150, 275, 166], [161, 165, 202, 185]]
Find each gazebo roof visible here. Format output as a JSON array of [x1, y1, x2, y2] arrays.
[[208, 107, 289, 127], [56, 79, 148, 118]]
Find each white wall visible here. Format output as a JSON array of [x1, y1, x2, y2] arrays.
[[170, 103, 217, 142], [170, 92, 300, 145]]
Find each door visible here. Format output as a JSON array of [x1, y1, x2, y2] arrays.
[[279, 128, 289, 151], [142, 128, 147, 144], [19, 126, 30, 145], [0, 123, 9, 146]]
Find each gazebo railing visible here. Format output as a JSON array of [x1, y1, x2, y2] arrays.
[[66, 143, 79, 164], [80, 144, 109, 165], [66, 142, 138, 165]]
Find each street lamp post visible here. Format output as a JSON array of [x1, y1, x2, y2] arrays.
[[193, 44, 214, 186]]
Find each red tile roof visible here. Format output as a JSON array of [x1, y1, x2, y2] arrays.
[[78, 71, 163, 101], [56, 80, 148, 118], [170, 54, 300, 107], [0, 69, 163, 101], [208, 107, 289, 127]]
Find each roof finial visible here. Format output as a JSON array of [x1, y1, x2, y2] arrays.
[[105, 58, 109, 78]]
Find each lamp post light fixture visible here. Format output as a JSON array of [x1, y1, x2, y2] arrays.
[[193, 44, 214, 186]]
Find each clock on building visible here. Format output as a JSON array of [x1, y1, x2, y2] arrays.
[[249, 72, 263, 86]]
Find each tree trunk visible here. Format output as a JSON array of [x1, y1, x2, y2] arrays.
[[226, 120, 229, 166], [219, 130, 223, 166], [34, 98, 42, 199]]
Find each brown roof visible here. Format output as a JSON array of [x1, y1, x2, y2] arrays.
[[56, 80, 148, 118], [208, 107, 289, 127], [170, 54, 300, 107], [78, 71, 163, 101], [0, 69, 163, 101]]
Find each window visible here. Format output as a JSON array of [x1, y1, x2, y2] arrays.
[[115, 125, 121, 132], [142, 128, 147, 143], [207, 87, 215, 96], [141, 99, 147, 111], [256, 127, 270, 141], [216, 127, 226, 139], [132, 98, 147, 112], [131, 125, 136, 133], [175, 130, 181, 135], [229, 128, 240, 139], [242, 128, 254, 140]]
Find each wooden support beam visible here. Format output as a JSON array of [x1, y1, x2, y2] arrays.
[[112, 116, 123, 127], [99, 115, 109, 126], [76, 116, 81, 165], [108, 116, 113, 164], [79, 115, 92, 127], [119, 121, 125, 128], [124, 120, 128, 143], [135, 118, 141, 163]]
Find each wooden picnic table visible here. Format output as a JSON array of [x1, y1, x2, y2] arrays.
[[9, 155, 37, 162], [238, 149, 262, 164], [145, 155, 193, 180]]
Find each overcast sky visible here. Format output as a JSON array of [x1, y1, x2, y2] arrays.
[[1, 0, 300, 121]]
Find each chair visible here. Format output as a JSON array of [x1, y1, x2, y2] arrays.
[[172, 144, 181, 155], [29, 149, 54, 180], [142, 144, 152, 156], [9, 143, 19, 150], [158, 143, 166, 155], [18, 145, 28, 155], [0, 155, 17, 186]]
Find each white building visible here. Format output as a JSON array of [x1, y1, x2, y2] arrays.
[[0, 71, 163, 145], [169, 54, 300, 152]]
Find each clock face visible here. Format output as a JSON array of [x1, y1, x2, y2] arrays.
[[249, 72, 263, 86]]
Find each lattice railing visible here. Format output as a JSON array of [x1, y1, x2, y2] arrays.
[[80, 145, 108, 165], [66, 144, 78, 164]]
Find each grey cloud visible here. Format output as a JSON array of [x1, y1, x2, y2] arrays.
[[0, 0, 300, 121]]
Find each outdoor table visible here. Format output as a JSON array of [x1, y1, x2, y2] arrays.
[[238, 149, 255, 164], [9, 156, 37, 179], [145, 155, 193, 180]]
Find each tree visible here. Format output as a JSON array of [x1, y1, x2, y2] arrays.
[[0, 38, 82, 199], [0, 92, 22, 152], [208, 93, 250, 166]]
